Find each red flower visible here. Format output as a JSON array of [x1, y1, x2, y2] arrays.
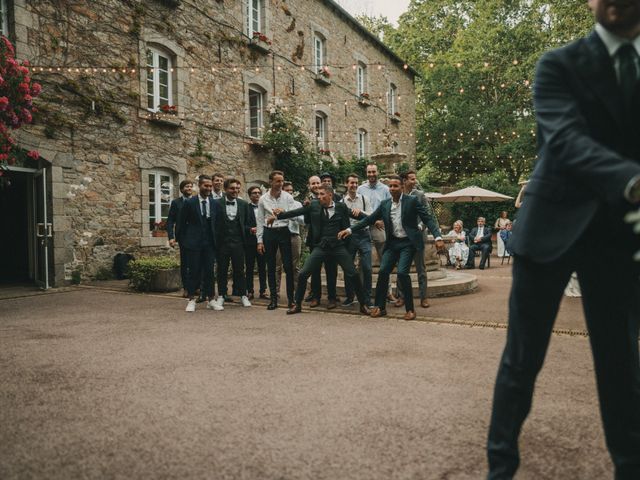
[[18, 83, 30, 94], [31, 83, 42, 96], [27, 150, 39, 160], [0, 97, 9, 111]]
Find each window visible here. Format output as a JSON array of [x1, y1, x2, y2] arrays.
[[146, 48, 172, 112], [388, 83, 398, 114], [315, 112, 328, 150], [248, 86, 266, 138], [356, 62, 367, 96], [246, 0, 264, 35], [314, 34, 326, 74], [357, 129, 367, 158], [0, 0, 7, 37], [148, 171, 173, 232]]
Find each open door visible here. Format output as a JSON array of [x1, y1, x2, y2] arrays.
[[33, 168, 52, 289]]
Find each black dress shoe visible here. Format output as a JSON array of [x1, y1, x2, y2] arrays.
[[267, 301, 278, 310], [259, 292, 268, 299], [223, 295, 235, 302], [359, 304, 371, 315], [196, 296, 207, 303], [479, 265, 485, 270], [287, 304, 302, 315], [304, 294, 314, 302]]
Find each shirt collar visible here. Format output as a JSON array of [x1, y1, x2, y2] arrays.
[[595, 23, 640, 57], [345, 192, 361, 201], [198, 195, 208, 202], [225, 196, 236, 203], [392, 194, 403, 204]]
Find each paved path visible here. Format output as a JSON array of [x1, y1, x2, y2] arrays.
[[0, 288, 611, 479]]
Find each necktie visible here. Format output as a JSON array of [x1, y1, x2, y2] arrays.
[[201, 200, 207, 219], [618, 44, 639, 104], [323, 207, 329, 220], [226, 201, 235, 206]]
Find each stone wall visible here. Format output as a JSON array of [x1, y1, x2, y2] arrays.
[[11, 0, 416, 285]]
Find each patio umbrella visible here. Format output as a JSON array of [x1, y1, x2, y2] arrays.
[[436, 186, 513, 203], [424, 192, 444, 200]]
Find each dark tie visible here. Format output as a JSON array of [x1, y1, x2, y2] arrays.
[[226, 201, 235, 206], [201, 200, 207, 220], [323, 207, 330, 220], [618, 44, 639, 104]]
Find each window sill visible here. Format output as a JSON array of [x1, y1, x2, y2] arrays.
[[358, 98, 371, 107], [140, 236, 170, 247], [245, 137, 266, 150], [314, 74, 331, 86], [146, 112, 183, 128], [248, 39, 271, 54], [389, 115, 401, 124]]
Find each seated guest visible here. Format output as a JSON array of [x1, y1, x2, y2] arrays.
[[465, 216, 492, 270], [499, 221, 513, 257], [494, 211, 511, 258], [447, 220, 469, 269]]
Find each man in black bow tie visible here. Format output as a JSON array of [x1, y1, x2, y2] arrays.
[[245, 186, 267, 300]]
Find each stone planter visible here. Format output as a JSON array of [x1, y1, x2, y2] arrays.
[[314, 73, 331, 86], [148, 113, 182, 128], [149, 268, 181, 292], [389, 114, 401, 124], [358, 96, 371, 107], [151, 230, 167, 237], [249, 38, 271, 54]]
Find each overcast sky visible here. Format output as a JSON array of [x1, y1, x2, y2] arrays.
[[335, 0, 410, 25]]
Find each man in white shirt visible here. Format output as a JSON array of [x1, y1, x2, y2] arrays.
[[275, 181, 305, 294], [211, 173, 224, 200], [257, 170, 298, 310]]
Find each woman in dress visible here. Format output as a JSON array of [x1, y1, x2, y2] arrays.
[[447, 220, 469, 269], [494, 211, 511, 257]]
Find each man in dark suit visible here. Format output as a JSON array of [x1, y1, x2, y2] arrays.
[[272, 185, 370, 315], [213, 178, 255, 309], [245, 186, 267, 300], [487, 2, 640, 478], [167, 179, 193, 297], [339, 175, 444, 321], [465, 217, 492, 270], [177, 175, 223, 312]]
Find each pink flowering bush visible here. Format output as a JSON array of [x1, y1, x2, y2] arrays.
[[0, 36, 40, 165]]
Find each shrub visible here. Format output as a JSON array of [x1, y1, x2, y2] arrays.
[[71, 268, 82, 285], [128, 256, 180, 292]]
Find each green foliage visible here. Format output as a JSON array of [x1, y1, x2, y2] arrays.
[[128, 256, 180, 292], [373, 0, 594, 186], [71, 268, 82, 285], [447, 171, 520, 229]]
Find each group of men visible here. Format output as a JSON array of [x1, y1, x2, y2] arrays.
[[166, 164, 445, 320]]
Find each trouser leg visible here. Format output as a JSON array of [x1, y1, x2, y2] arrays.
[[359, 237, 373, 305], [295, 248, 326, 305], [264, 229, 279, 301], [374, 244, 400, 309], [291, 234, 301, 292], [185, 248, 202, 298], [201, 247, 216, 299], [325, 259, 338, 300], [480, 244, 491, 268], [230, 243, 246, 295], [414, 247, 427, 300], [217, 246, 231, 297], [256, 251, 267, 294], [344, 240, 357, 300], [334, 246, 365, 305], [467, 244, 479, 267], [179, 245, 188, 289], [275, 249, 283, 294], [277, 230, 294, 305], [396, 241, 416, 312], [487, 254, 573, 479]]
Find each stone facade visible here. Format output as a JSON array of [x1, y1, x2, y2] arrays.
[[8, 0, 416, 286]]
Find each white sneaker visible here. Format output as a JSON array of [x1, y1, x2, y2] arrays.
[[185, 299, 196, 312], [241, 295, 252, 307], [207, 297, 224, 311]]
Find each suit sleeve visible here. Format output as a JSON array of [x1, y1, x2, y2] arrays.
[[533, 51, 640, 204], [351, 204, 382, 233], [278, 205, 308, 220], [177, 200, 190, 244], [166, 199, 178, 241], [416, 201, 442, 238]]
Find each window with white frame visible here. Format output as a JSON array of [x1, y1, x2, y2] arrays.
[[314, 34, 326, 74], [357, 129, 368, 158], [356, 62, 367, 96], [148, 171, 173, 232], [246, 0, 265, 36], [388, 83, 398, 114], [0, 0, 8, 37], [146, 48, 172, 112], [248, 85, 266, 138], [315, 112, 328, 151]]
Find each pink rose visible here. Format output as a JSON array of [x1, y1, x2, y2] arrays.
[[18, 83, 30, 94], [0, 96, 9, 111], [27, 150, 39, 160], [31, 83, 41, 96]]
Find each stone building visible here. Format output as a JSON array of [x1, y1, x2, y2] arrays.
[[0, 0, 416, 288]]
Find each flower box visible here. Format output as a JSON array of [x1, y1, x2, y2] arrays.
[[249, 33, 272, 54], [147, 112, 182, 128], [314, 73, 331, 86], [151, 230, 167, 237], [389, 113, 401, 124], [358, 94, 371, 107]]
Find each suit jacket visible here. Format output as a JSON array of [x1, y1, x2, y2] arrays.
[[166, 196, 187, 241], [351, 194, 441, 251], [468, 226, 493, 248], [177, 196, 221, 251], [510, 30, 640, 262], [279, 201, 365, 248], [215, 196, 255, 245], [247, 204, 260, 246]]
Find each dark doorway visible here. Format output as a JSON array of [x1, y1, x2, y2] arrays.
[[0, 171, 31, 283]]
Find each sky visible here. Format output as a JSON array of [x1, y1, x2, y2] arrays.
[[335, 0, 411, 26]]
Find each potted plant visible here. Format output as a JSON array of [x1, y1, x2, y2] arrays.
[[152, 220, 168, 237], [249, 31, 272, 54], [148, 105, 182, 127], [358, 92, 371, 106], [128, 256, 181, 292], [390, 111, 401, 123], [315, 66, 331, 86]]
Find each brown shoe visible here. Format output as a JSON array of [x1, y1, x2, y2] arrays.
[[327, 299, 337, 310], [387, 293, 397, 303], [421, 299, 430, 308], [286, 304, 302, 315], [309, 299, 320, 308], [370, 307, 387, 318], [359, 304, 371, 315], [404, 310, 417, 321], [394, 298, 405, 308]]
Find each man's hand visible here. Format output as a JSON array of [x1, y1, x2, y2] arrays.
[[375, 220, 384, 230], [303, 198, 311, 206], [435, 239, 445, 253], [351, 208, 361, 217], [169, 239, 177, 247], [266, 215, 276, 226], [272, 208, 284, 216], [474, 237, 481, 243], [250, 227, 257, 235], [625, 207, 640, 260], [337, 229, 352, 240], [257, 243, 265, 254]]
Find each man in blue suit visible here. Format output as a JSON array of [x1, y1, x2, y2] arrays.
[[167, 179, 193, 297], [465, 217, 492, 270], [487, 1, 640, 478], [177, 175, 222, 312], [339, 175, 445, 320]]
